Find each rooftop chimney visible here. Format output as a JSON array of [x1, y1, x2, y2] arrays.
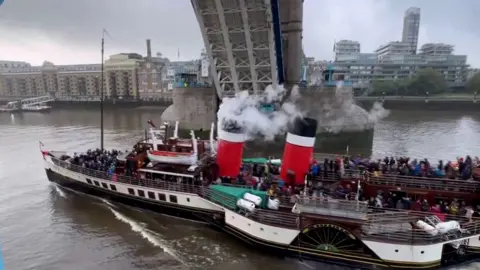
[[146, 39, 152, 60], [146, 39, 152, 91]]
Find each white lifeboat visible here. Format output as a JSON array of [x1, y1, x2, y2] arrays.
[[147, 150, 197, 165], [147, 128, 199, 165]]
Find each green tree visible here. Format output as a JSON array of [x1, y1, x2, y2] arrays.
[[467, 72, 480, 93], [404, 68, 448, 96], [370, 80, 397, 96]]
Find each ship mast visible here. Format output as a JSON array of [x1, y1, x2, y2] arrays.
[[100, 30, 106, 150]]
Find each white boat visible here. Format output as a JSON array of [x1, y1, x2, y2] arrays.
[[0, 107, 20, 112], [22, 105, 51, 112], [147, 150, 198, 165], [146, 121, 200, 165]]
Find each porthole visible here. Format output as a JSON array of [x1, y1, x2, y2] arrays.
[[421, 251, 424, 254], [395, 249, 399, 253]]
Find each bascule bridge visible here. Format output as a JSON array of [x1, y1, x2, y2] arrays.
[[161, 0, 304, 130]]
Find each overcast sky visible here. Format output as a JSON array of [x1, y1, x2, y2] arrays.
[[0, 0, 478, 67]]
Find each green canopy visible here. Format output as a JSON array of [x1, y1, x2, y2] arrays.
[[243, 158, 281, 165]]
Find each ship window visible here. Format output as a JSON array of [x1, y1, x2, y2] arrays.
[[137, 190, 145, 197], [147, 191, 155, 199], [101, 182, 108, 189], [169, 195, 178, 203], [186, 197, 190, 202], [158, 193, 166, 201], [86, 178, 92, 184], [128, 188, 135, 195], [395, 249, 399, 253], [94, 180, 100, 186], [421, 251, 424, 254], [110, 184, 117, 191]]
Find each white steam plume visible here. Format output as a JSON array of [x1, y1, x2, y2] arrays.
[[314, 81, 390, 133], [217, 85, 303, 141]]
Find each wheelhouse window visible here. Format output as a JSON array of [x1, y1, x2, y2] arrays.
[[128, 188, 135, 195], [101, 182, 108, 189], [169, 195, 178, 203], [86, 178, 93, 184], [137, 190, 145, 197], [147, 191, 155, 199], [158, 193, 166, 201], [110, 184, 117, 191], [94, 180, 100, 186]]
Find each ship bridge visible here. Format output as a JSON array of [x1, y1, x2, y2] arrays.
[[191, 0, 301, 99]]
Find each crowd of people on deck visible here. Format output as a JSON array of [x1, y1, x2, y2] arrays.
[[65, 149, 123, 176], [364, 191, 480, 218], [59, 146, 480, 218], [219, 159, 480, 217], [309, 155, 480, 181]]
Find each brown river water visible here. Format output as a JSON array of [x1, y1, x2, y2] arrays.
[[1, 108, 479, 270]]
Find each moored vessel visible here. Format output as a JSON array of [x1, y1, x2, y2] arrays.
[[41, 117, 480, 269]]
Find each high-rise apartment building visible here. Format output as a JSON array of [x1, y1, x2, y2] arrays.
[[375, 41, 415, 60], [419, 43, 454, 56], [401, 7, 421, 54], [306, 6, 470, 90], [334, 40, 361, 61]]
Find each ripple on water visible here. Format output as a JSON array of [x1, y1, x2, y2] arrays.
[[2, 109, 480, 270]]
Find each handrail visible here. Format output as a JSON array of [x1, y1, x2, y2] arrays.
[[361, 211, 480, 243], [51, 157, 301, 229], [312, 169, 480, 192], [50, 157, 480, 237], [51, 158, 202, 194]]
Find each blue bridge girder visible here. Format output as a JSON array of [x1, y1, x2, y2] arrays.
[[191, 0, 303, 98]]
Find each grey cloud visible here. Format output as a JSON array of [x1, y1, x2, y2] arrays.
[[0, 0, 478, 66], [0, 0, 203, 62]]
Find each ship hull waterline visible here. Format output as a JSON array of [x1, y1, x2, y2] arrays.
[[45, 168, 480, 270]]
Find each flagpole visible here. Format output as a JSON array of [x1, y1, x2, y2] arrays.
[[100, 30, 105, 151]]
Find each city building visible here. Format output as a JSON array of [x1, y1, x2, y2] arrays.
[[306, 7, 470, 90], [376, 42, 416, 60], [0, 60, 31, 70], [419, 43, 454, 56], [468, 68, 479, 80], [0, 38, 211, 100], [334, 40, 361, 61], [401, 7, 421, 54]]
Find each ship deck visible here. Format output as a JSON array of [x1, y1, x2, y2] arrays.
[[361, 211, 480, 244]]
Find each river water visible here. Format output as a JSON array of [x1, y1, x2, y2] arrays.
[[1, 108, 479, 270]]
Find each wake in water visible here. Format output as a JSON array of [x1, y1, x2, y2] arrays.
[[107, 206, 187, 266], [101, 198, 116, 208], [54, 185, 67, 198]]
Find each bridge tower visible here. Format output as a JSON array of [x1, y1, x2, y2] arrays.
[[191, 0, 303, 98], [162, 0, 304, 130]]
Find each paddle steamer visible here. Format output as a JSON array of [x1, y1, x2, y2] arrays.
[[41, 117, 480, 269]]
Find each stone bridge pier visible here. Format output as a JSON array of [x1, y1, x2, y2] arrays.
[[161, 86, 217, 131]]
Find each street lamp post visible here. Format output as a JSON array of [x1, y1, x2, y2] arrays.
[[474, 91, 478, 103], [425, 91, 429, 103]]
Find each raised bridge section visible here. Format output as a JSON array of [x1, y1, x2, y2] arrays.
[[191, 0, 303, 98]]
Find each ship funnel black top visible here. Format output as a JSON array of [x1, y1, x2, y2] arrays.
[[290, 117, 317, 138], [220, 119, 244, 134]]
